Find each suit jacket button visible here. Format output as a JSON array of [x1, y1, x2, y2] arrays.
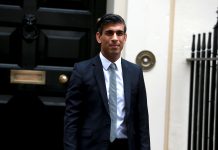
[[106, 123, 110, 127]]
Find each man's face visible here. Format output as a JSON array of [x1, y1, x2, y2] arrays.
[[96, 23, 127, 61]]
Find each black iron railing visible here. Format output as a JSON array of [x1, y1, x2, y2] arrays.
[[187, 11, 218, 150]]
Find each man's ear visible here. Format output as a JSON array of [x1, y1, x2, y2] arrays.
[[96, 32, 101, 43]]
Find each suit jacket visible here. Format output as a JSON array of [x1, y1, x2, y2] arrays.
[[64, 55, 150, 150]]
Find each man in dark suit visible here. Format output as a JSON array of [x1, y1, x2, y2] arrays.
[[64, 14, 150, 150]]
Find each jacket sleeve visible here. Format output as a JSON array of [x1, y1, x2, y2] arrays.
[[64, 63, 83, 150], [137, 68, 151, 150]]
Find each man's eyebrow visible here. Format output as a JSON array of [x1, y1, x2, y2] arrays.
[[104, 29, 124, 32]]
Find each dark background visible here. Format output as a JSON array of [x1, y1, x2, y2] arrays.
[[0, 0, 106, 149]]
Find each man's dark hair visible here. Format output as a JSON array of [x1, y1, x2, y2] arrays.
[[96, 14, 127, 34]]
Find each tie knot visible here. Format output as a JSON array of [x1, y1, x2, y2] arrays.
[[109, 63, 116, 70]]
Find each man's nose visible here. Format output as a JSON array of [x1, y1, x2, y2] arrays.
[[112, 33, 118, 40]]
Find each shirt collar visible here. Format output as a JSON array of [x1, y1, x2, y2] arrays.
[[99, 52, 122, 71]]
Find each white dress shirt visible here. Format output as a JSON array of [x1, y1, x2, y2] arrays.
[[99, 52, 127, 139]]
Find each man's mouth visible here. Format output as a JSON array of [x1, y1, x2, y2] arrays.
[[110, 45, 119, 48]]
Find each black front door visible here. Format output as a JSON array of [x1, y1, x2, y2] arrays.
[[0, 0, 106, 149]]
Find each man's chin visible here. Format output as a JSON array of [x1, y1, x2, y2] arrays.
[[110, 48, 121, 52], [110, 50, 120, 55]]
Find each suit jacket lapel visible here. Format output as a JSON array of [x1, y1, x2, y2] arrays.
[[93, 56, 110, 114], [92, 57, 131, 117], [121, 59, 131, 118]]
